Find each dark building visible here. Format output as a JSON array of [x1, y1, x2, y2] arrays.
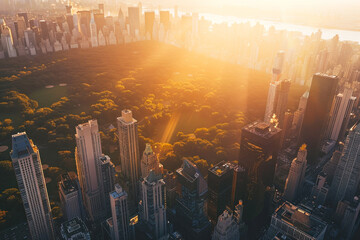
[[65, 5, 72, 14], [207, 161, 234, 223], [300, 74, 338, 164], [77, 10, 91, 38], [99, 154, 116, 216], [18, 12, 28, 27], [239, 121, 282, 187], [163, 171, 177, 209], [175, 159, 211, 239], [66, 14, 74, 32], [39, 20, 49, 40], [230, 165, 247, 209], [144, 11, 155, 39]]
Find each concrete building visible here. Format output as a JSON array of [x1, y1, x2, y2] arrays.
[[75, 120, 104, 221], [10, 132, 54, 240], [283, 144, 307, 202], [325, 86, 356, 141], [139, 170, 167, 240], [99, 154, 116, 216], [311, 172, 329, 205], [212, 210, 240, 240], [110, 184, 130, 240], [117, 110, 140, 202], [329, 123, 360, 206], [60, 217, 90, 240], [140, 143, 161, 179], [265, 202, 327, 240], [58, 173, 85, 221]]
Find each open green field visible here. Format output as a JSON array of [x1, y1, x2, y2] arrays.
[[29, 85, 68, 107]]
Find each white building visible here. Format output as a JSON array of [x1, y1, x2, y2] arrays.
[[10, 132, 54, 240], [283, 144, 307, 201], [264, 81, 280, 123], [75, 120, 104, 221], [326, 86, 356, 141], [110, 184, 130, 240], [117, 110, 140, 201]]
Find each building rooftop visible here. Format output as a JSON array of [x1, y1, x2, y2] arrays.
[[11, 132, 35, 159], [110, 184, 127, 199], [209, 161, 234, 177], [243, 121, 281, 139], [59, 173, 79, 195], [273, 202, 327, 238], [60, 217, 90, 240]]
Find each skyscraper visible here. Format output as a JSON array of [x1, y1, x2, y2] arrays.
[[90, 14, 98, 47], [117, 109, 140, 201], [230, 165, 247, 209], [99, 154, 116, 216], [329, 123, 360, 205], [39, 20, 49, 40], [264, 81, 280, 123], [128, 7, 140, 38], [58, 173, 85, 221], [140, 143, 161, 179], [272, 50, 285, 82], [274, 80, 291, 127], [0, 22, 17, 58], [300, 74, 338, 164], [75, 120, 104, 221], [110, 184, 130, 240], [283, 144, 308, 201], [175, 159, 211, 239], [10, 132, 54, 240], [144, 11, 155, 39], [139, 170, 167, 240], [325, 86, 356, 141], [208, 162, 234, 223], [239, 121, 282, 186]]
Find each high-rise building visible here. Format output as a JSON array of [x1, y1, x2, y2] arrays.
[[117, 109, 140, 201], [325, 86, 356, 141], [75, 120, 104, 221], [139, 170, 167, 240], [59, 173, 85, 221], [163, 171, 177, 209], [264, 81, 280, 123], [10, 132, 54, 240], [39, 20, 49, 40], [239, 121, 282, 186], [140, 143, 161, 179], [144, 11, 155, 39], [208, 162, 234, 223], [90, 14, 98, 47], [300, 74, 338, 164], [60, 217, 90, 240], [274, 80, 291, 127], [175, 159, 211, 239], [110, 184, 130, 240], [99, 154, 116, 216], [18, 12, 28, 27], [340, 197, 360, 239], [265, 202, 327, 240], [329, 123, 360, 205], [212, 210, 240, 240], [0, 22, 17, 58], [128, 7, 140, 37], [283, 144, 307, 201]]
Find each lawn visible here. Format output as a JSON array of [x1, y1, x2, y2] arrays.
[[29, 85, 68, 107]]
